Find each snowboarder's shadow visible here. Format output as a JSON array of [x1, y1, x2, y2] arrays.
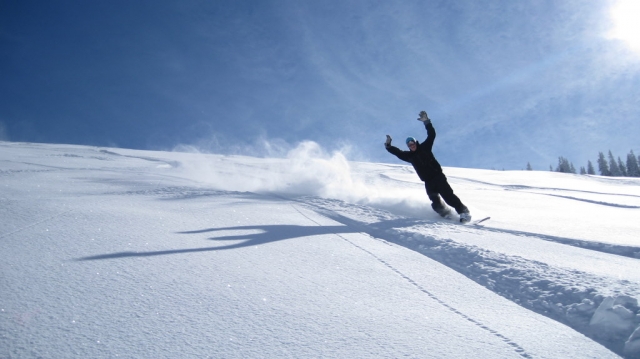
[[183, 210, 427, 252], [75, 209, 424, 261], [75, 223, 363, 261], [179, 224, 363, 251]]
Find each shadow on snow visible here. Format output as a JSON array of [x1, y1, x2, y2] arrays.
[[75, 224, 364, 261]]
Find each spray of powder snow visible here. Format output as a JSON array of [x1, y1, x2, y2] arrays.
[[178, 141, 433, 218]]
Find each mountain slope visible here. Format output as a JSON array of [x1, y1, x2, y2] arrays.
[[1, 141, 638, 358]]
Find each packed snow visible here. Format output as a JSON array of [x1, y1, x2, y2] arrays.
[[1, 140, 639, 358]]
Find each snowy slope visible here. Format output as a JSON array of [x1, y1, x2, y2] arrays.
[[1, 141, 639, 358]]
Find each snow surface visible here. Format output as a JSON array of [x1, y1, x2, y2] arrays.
[[1, 141, 639, 358]]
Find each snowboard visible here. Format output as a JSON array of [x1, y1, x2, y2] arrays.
[[465, 216, 491, 225], [442, 213, 491, 225]]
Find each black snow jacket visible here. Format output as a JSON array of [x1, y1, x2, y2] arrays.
[[386, 121, 444, 182]]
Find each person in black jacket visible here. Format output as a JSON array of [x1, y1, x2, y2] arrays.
[[385, 111, 471, 223]]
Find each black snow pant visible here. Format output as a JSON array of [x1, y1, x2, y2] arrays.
[[425, 174, 468, 216]]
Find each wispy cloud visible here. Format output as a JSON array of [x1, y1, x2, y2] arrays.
[[2, 0, 639, 171]]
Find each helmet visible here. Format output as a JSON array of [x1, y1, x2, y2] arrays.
[[405, 137, 416, 145]]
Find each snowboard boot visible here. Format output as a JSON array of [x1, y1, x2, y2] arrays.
[[459, 212, 472, 223]]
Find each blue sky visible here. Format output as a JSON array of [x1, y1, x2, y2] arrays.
[[1, 0, 639, 170]]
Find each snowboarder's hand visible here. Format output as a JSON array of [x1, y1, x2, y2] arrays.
[[385, 135, 392, 148], [417, 111, 431, 123]]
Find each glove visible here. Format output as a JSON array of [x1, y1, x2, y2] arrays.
[[417, 111, 431, 123], [385, 135, 392, 148]]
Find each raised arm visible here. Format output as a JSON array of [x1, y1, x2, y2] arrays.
[[423, 120, 436, 152], [418, 111, 436, 152], [385, 135, 411, 162]]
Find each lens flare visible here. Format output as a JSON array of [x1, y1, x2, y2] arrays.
[[609, 0, 640, 54]]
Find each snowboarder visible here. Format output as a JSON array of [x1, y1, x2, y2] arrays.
[[385, 111, 471, 223]]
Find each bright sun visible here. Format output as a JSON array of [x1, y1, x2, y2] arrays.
[[609, 0, 640, 54]]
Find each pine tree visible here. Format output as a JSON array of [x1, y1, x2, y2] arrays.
[[608, 151, 621, 176], [526, 162, 532, 171], [618, 157, 627, 177], [556, 157, 568, 173], [587, 160, 595, 175], [555, 157, 576, 173], [597, 152, 610, 176], [580, 166, 586, 175], [627, 150, 640, 177]]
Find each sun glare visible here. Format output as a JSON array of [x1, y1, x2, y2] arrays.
[[609, 0, 640, 54]]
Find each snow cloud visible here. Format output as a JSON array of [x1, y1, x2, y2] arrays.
[[177, 140, 431, 217]]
